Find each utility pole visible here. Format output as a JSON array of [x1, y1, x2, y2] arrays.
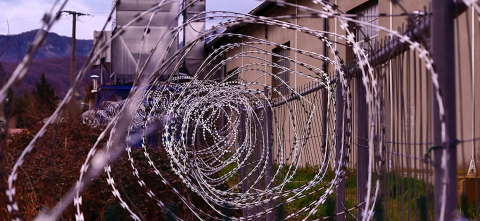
[[59, 11, 90, 111]]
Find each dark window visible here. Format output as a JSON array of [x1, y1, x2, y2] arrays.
[[354, 2, 379, 51], [272, 42, 290, 97]]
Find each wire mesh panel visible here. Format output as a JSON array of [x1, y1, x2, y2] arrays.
[[369, 36, 435, 221]]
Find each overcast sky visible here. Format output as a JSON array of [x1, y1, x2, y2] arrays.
[[0, 0, 262, 39]]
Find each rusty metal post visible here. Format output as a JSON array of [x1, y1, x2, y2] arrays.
[[335, 80, 346, 221], [431, 0, 458, 220]]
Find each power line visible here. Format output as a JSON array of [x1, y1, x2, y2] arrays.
[[0, 15, 43, 24]]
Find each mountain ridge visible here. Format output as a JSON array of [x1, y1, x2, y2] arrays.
[[0, 30, 100, 98], [0, 29, 93, 62]]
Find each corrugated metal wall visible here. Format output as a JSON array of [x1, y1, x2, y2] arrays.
[[111, 0, 180, 84]]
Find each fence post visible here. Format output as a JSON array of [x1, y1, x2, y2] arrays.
[[321, 85, 329, 163], [239, 107, 248, 218], [356, 75, 368, 219], [264, 87, 274, 221], [335, 80, 346, 221], [252, 109, 261, 220], [431, 0, 458, 220]]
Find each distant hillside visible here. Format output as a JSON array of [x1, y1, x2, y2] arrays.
[[0, 29, 93, 62], [2, 56, 102, 98], [0, 30, 101, 98]]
